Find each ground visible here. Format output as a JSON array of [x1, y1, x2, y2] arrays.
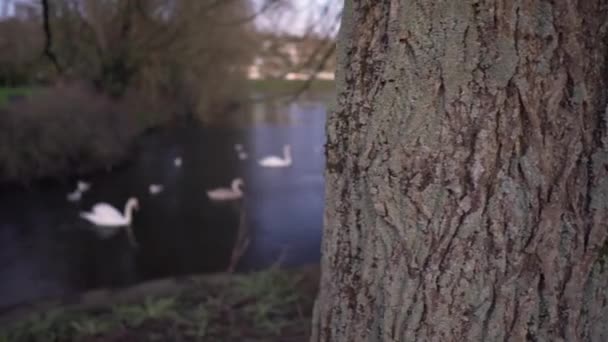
[[0, 265, 320, 342]]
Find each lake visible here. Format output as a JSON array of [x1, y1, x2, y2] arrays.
[[0, 93, 329, 311]]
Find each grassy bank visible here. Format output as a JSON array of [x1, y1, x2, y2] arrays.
[[0, 266, 320, 342], [0, 85, 141, 183], [0, 79, 334, 184]]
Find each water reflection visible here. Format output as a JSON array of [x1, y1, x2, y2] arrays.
[[0, 95, 327, 310]]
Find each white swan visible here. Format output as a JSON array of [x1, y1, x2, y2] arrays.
[[234, 143, 248, 160], [80, 197, 140, 246], [66, 180, 91, 202], [77, 180, 91, 192], [174, 157, 182, 167], [258, 145, 292, 168], [149, 184, 164, 195], [206, 178, 244, 201], [66, 189, 82, 202]]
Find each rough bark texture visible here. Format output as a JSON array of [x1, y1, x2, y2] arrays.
[[312, 0, 608, 341]]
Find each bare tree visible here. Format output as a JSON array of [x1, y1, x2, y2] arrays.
[[313, 0, 608, 341]]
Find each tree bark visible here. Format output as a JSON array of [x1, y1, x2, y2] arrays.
[[312, 1, 608, 341]]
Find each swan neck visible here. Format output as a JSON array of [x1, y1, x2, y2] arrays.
[[232, 181, 242, 194], [283, 147, 291, 161], [124, 202, 135, 224]]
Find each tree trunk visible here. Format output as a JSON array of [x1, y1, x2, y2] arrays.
[[312, 1, 608, 341]]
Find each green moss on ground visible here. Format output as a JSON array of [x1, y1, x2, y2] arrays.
[[0, 266, 320, 342]]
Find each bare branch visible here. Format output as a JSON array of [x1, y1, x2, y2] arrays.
[[215, 0, 284, 26], [286, 41, 336, 102], [40, 0, 63, 73]]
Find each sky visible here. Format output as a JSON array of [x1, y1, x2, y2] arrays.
[[254, 0, 342, 36]]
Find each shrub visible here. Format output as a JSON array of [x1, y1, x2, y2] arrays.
[[0, 84, 138, 183]]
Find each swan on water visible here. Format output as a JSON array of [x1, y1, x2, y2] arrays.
[[258, 145, 292, 168], [80, 197, 140, 246], [174, 157, 182, 167], [66, 180, 91, 202], [77, 180, 91, 192], [149, 184, 164, 195], [66, 190, 82, 202], [234, 143, 248, 160], [206, 178, 244, 201]]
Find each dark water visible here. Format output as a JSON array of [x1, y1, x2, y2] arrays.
[[0, 96, 328, 310]]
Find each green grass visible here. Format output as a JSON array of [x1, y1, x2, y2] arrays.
[[0, 266, 320, 342], [0, 87, 33, 106]]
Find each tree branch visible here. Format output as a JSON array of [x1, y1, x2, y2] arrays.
[[40, 0, 63, 73], [286, 41, 336, 102]]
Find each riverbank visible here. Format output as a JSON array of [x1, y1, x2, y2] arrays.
[[0, 80, 334, 185], [0, 85, 137, 184], [248, 79, 335, 96], [0, 265, 320, 341]]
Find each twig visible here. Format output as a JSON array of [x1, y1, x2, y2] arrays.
[[226, 199, 250, 273]]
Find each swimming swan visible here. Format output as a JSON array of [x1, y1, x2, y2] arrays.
[[206, 178, 244, 201], [258, 145, 292, 168], [149, 184, 164, 195], [234, 144, 248, 160], [66, 180, 91, 202], [66, 190, 82, 202], [174, 157, 182, 167], [80, 197, 140, 246], [77, 180, 91, 192]]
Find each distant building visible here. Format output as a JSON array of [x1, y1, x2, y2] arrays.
[[316, 71, 335, 80], [247, 65, 262, 80], [13, 1, 39, 20], [285, 72, 308, 81], [247, 33, 336, 81], [0, 0, 10, 17]]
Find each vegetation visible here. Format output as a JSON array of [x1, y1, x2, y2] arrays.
[[1, 0, 259, 120], [0, 266, 319, 342], [0, 84, 140, 183], [0, 1, 340, 183], [0, 0, 261, 183]]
